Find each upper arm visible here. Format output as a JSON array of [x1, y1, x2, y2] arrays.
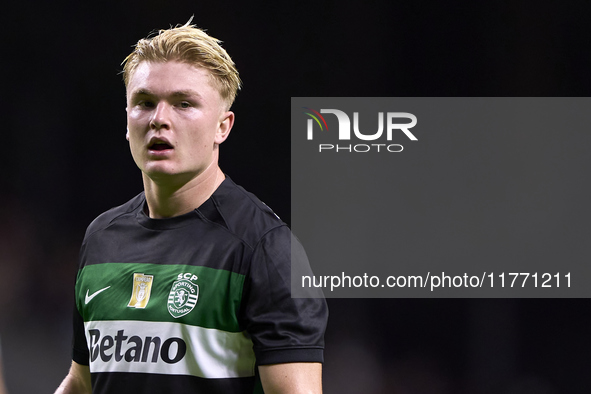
[[244, 228, 327, 391], [243, 227, 328, 365], [259, 362, 322, 394], [54, 361, 91, 394]]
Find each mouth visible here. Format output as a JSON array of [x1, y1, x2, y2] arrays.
[[148, 138, 173, 152], [149, 142, 173, 151]]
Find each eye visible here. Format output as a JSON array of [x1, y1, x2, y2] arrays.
[[137, 100, 155, 108], [179, 101, 191, 109]]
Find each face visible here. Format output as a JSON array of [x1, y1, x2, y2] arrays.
[[126, 60, 233, 184]]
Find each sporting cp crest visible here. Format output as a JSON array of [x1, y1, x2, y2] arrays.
[[127, 273, 154, 309], [168, 274, 199, 318]]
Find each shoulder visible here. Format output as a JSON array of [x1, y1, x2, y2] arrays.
[[207, 177, 287, 249], [83, 192, 145, 240]]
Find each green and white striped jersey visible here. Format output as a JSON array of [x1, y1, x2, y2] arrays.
[[72, 178, 327, 393]]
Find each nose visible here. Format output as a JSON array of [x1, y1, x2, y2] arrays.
[[150, 102, 171, 130]]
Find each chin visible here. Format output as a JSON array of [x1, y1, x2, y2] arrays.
[[143, 163, 180, 178]]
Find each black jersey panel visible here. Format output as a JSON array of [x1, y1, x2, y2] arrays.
[[256, 347, 324, 365], [83, 192, 144, 240], [196, 197, 229, 229], [81, 215, 252, 275], [72, 306, 90, 365], [241, 226, 328, 363], [90, 371, 256, 394], [212, 178, 286, 250]]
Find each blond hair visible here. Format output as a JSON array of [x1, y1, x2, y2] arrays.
[[122, 19, 241, 109]]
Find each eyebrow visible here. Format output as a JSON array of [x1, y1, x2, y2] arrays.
[[131, 88, 202, 99]]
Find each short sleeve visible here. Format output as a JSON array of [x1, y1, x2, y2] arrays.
[[72, 304, 90, 365], [241, 225, 328, 365]]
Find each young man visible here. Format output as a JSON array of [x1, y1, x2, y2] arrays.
[[55, 21, 327, 394]]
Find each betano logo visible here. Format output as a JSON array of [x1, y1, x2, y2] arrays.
[[88, 329, 186, 364], [303, 107, 418, 153]]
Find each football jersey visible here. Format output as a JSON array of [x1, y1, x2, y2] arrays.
[[72, 177, 327, 393]]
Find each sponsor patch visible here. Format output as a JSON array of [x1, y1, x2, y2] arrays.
[[127, 273, 154, 309]]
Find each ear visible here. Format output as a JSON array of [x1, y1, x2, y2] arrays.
[[215, 111, 235, 145]]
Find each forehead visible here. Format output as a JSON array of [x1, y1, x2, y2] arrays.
[[127, 60, 221, 100]]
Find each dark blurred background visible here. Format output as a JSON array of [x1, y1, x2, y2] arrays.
[[2, 1, 591, 393]]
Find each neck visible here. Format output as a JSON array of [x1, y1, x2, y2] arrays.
[[142, 163, 224, 219]]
